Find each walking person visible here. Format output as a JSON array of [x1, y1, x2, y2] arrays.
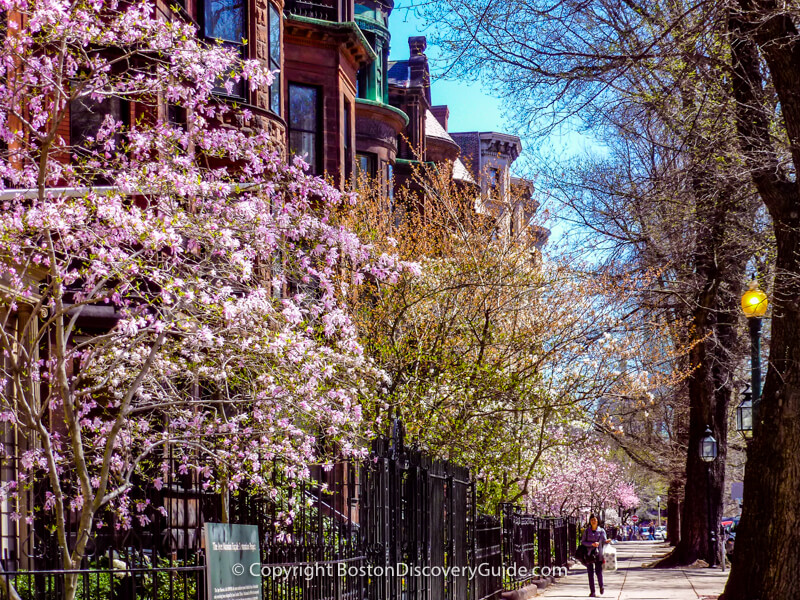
[[580, 514, 607, 597]]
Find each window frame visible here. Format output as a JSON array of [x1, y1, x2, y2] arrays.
[[356, 152, 377, 182], [344, 100, 353, 184], [200, 0, 249, 101], [288, 83, 322, 174], [267, 1, 281, 115]]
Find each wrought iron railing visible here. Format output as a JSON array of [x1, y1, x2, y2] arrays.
[[500, 504, 575, 591], [474, 515, 502, 600], [0, 423, 578, 600], [285, 0, 339, 21]]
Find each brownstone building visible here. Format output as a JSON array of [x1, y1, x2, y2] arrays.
[[283, 0, 374, 185], [66, 0, 287, 156], [188, 0, 542, 243], [69, 0, 540, 229]]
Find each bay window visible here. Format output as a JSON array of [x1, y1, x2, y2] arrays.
[[202, 0, 247, 98]]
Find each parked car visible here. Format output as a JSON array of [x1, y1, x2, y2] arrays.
[[654, 526, 666, 541]]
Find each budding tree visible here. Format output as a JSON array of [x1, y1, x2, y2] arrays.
[[526, 436, 639, 519], [343, 162, 664, 512]]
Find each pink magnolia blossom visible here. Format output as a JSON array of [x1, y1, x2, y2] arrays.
[[526, 437, 639, 517], [0, 1, 418, 594]]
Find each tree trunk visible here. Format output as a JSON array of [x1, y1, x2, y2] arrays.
[[655, 174, 747, 566], [64, 573, 79, 600], [656, 321, 729, 566], [723, 222, 800, 598], [0, 575, 23, 600], [722, 5, 800, 597], [666, 479, 682, 546]]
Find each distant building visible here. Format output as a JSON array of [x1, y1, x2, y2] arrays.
[[387, 37, 472, 195], [385, 37, 546, 246]]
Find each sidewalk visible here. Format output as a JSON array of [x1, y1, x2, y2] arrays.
[[539, 541, 727, 599]]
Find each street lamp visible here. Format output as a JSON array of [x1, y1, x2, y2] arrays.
[[699, 426, 718, 462], [741, 279, 768, 431], [699, 426, 718, 567], [656, 495, 661, 529], [736, 389, 753, 440]]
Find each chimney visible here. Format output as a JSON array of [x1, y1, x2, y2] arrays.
[[409, 36, 427, 57], [431, 105, 449, 131]]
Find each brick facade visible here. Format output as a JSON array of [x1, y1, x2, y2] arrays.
[[56, 0, 539, 231]]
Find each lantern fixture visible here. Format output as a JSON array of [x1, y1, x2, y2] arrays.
[[699, 426, 718, 463], [736, 390, 753, 440]]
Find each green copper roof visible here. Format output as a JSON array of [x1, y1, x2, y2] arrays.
[[355, 98, 409, 126]]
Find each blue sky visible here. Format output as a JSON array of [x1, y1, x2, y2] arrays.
[[388, 7, 508, 135], [387, 7, 600, 167]]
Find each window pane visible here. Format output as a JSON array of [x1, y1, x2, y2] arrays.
[[289, 85, 317, 131], [204, 0, 245, 43], [210, 40, 246, 97], [270, 72, 281, 115], [213, 72, 245, 97], [344, 102, 352, 182], [290, 131, 316, 173], [168, 104, 187, 128], [269, 3, 280, 62], [357, 153, 376, 178], [71, 93, 122, 150], [357, 68, 368, 99]]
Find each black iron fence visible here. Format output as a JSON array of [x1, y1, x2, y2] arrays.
[[1, 442, 213, 600], [500, 505, 576, 591], [0, 424, 578, 600], [473, 516, 502, 600]]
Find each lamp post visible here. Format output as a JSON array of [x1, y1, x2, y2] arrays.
[[699, 426, 718, 567], [741, 280, 768, 431], [656, 495, 661, 529]]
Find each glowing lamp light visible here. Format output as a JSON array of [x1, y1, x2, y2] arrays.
[[741, 282, 768, 318]]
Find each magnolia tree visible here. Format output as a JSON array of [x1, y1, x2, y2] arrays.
[[526, 436, 639, 520], [0, 1, 415, 597]]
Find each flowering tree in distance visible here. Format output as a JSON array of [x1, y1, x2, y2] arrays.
[[0, 1, 415, 598], [526, 437, 639, 519]]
